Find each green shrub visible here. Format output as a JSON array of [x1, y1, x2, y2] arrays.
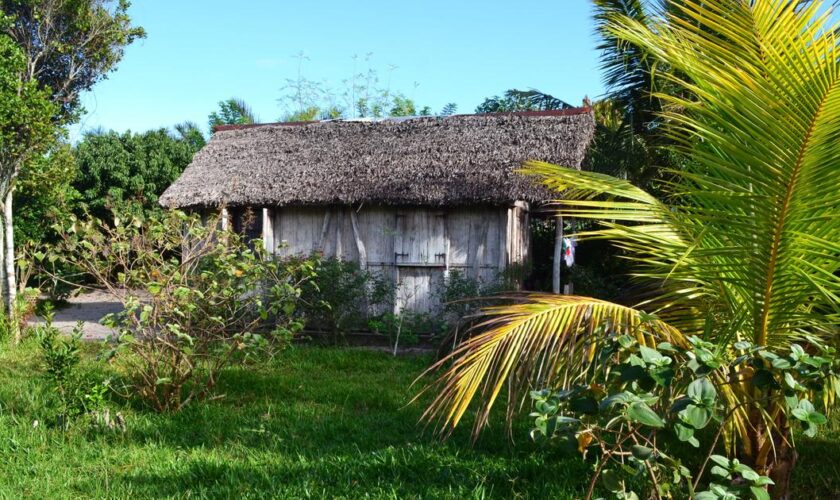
[[368, 311, 445, 355], [529, 329, 839, 499], [44, 209, 317, 412], [296, 256, 394, 341], [32, 306, 109, 429]]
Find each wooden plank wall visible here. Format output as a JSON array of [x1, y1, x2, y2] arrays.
[[266, 204, 528, 314]]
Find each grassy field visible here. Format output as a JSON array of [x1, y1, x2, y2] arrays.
[[0, 341, 836, 499]]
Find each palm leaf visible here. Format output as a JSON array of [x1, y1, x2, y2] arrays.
[[417, 294, 684, 437]]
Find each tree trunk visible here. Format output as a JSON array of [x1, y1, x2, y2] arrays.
[[0, 196, 5, 319], [767, 442, 797, 500], [745, 411, 797, 500], [2, 190, 16, 342]]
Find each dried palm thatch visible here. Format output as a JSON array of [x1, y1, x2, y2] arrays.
[[159, 109, 595, 208]]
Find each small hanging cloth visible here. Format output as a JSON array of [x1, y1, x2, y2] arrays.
[[563, 237, 575, 267]]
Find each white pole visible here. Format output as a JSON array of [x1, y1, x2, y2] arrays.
[[552, 216, 563, 294]]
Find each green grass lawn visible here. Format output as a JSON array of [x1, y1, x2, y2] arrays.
[[0, 342, 836, 499]]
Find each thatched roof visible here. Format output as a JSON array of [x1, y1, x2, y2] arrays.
[[158, 108, 595, 208]]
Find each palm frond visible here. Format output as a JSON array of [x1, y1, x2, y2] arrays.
[[609, 0, 840, 344], [417, 294, 684, 437]]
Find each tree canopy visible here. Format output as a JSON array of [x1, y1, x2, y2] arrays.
[[72, 129, 194, 220], [208, 98, 257, 130], [2, 0, 145, 124], [475, 89, 572, 113]]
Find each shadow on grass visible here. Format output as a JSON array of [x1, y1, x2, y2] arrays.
[[97, 444, 590, 498], [123, 358, 521, 455], [792, 435, 840, 498], [104, 347, 591, 497]]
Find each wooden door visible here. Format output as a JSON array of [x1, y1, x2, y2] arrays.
[[394, 209, 447, 314]]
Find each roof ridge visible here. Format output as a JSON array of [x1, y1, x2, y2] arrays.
[[212, 107, 593, 133]]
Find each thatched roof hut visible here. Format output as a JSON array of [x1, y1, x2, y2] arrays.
[[158, 108, 595, 209], [159, 108, 596, 316]]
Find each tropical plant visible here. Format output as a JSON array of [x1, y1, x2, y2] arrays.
[[419, 1, 840, 496], [587, 0, 688, 194], [528, 327, 836, 499]]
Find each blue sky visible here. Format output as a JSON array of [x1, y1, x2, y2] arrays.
[[71, 0, 605, 140]]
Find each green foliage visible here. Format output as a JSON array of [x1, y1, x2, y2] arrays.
[[475, 89, 572, 113], [32, 306, 109, 429], [588, 0, 688, 193], [0, 31, 57, 184], [1, 0, 146, 123], [529, 331, 838, 499], [368, 311, 443, 354], [43, 209, 317, 412], [296, 256, 394, 340], [439, 102, 458, 116], [0, 311, 8, 339], [173, 121, 207, 151], [15, 142, 78, 245], [72, 129, 195, 220], [435, 269, 512, 321], [208, 97, 257, 130], [388, 95, 431, 117], [0, 1, 143, 321], [283, 105, 322, 122]]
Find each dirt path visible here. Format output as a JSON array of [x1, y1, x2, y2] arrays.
[[31, 290, 124, 341]]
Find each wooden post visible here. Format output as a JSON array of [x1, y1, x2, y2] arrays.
[[349, 209, 367, 270], [552, 216, 563, 294], [317, 209, 332, 252], [262, 208, 274, 256], [220, 207, 230, 231]]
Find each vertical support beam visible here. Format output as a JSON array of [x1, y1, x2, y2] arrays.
[[220, 207, 230, 231], [335, 209, 343, 259], [498, 208, 508, 271], [349, 208, 367, 270], [262, 208, 274, 256], [444, 213, 452, 279], [273, 208, 283, 255], [317, 208, 332, 253], [552, 216, 563, 294]]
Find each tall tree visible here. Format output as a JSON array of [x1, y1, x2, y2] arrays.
[[588, 0, 692, 192], [0, 0, 143, 324], [421, 0, 840, 495]]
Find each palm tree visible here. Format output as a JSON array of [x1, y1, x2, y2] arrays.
[[588, 0, 692, 193], [173, 121, 206, 152], [208, 97, 257, 130], [420, 0, 839, 495]]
